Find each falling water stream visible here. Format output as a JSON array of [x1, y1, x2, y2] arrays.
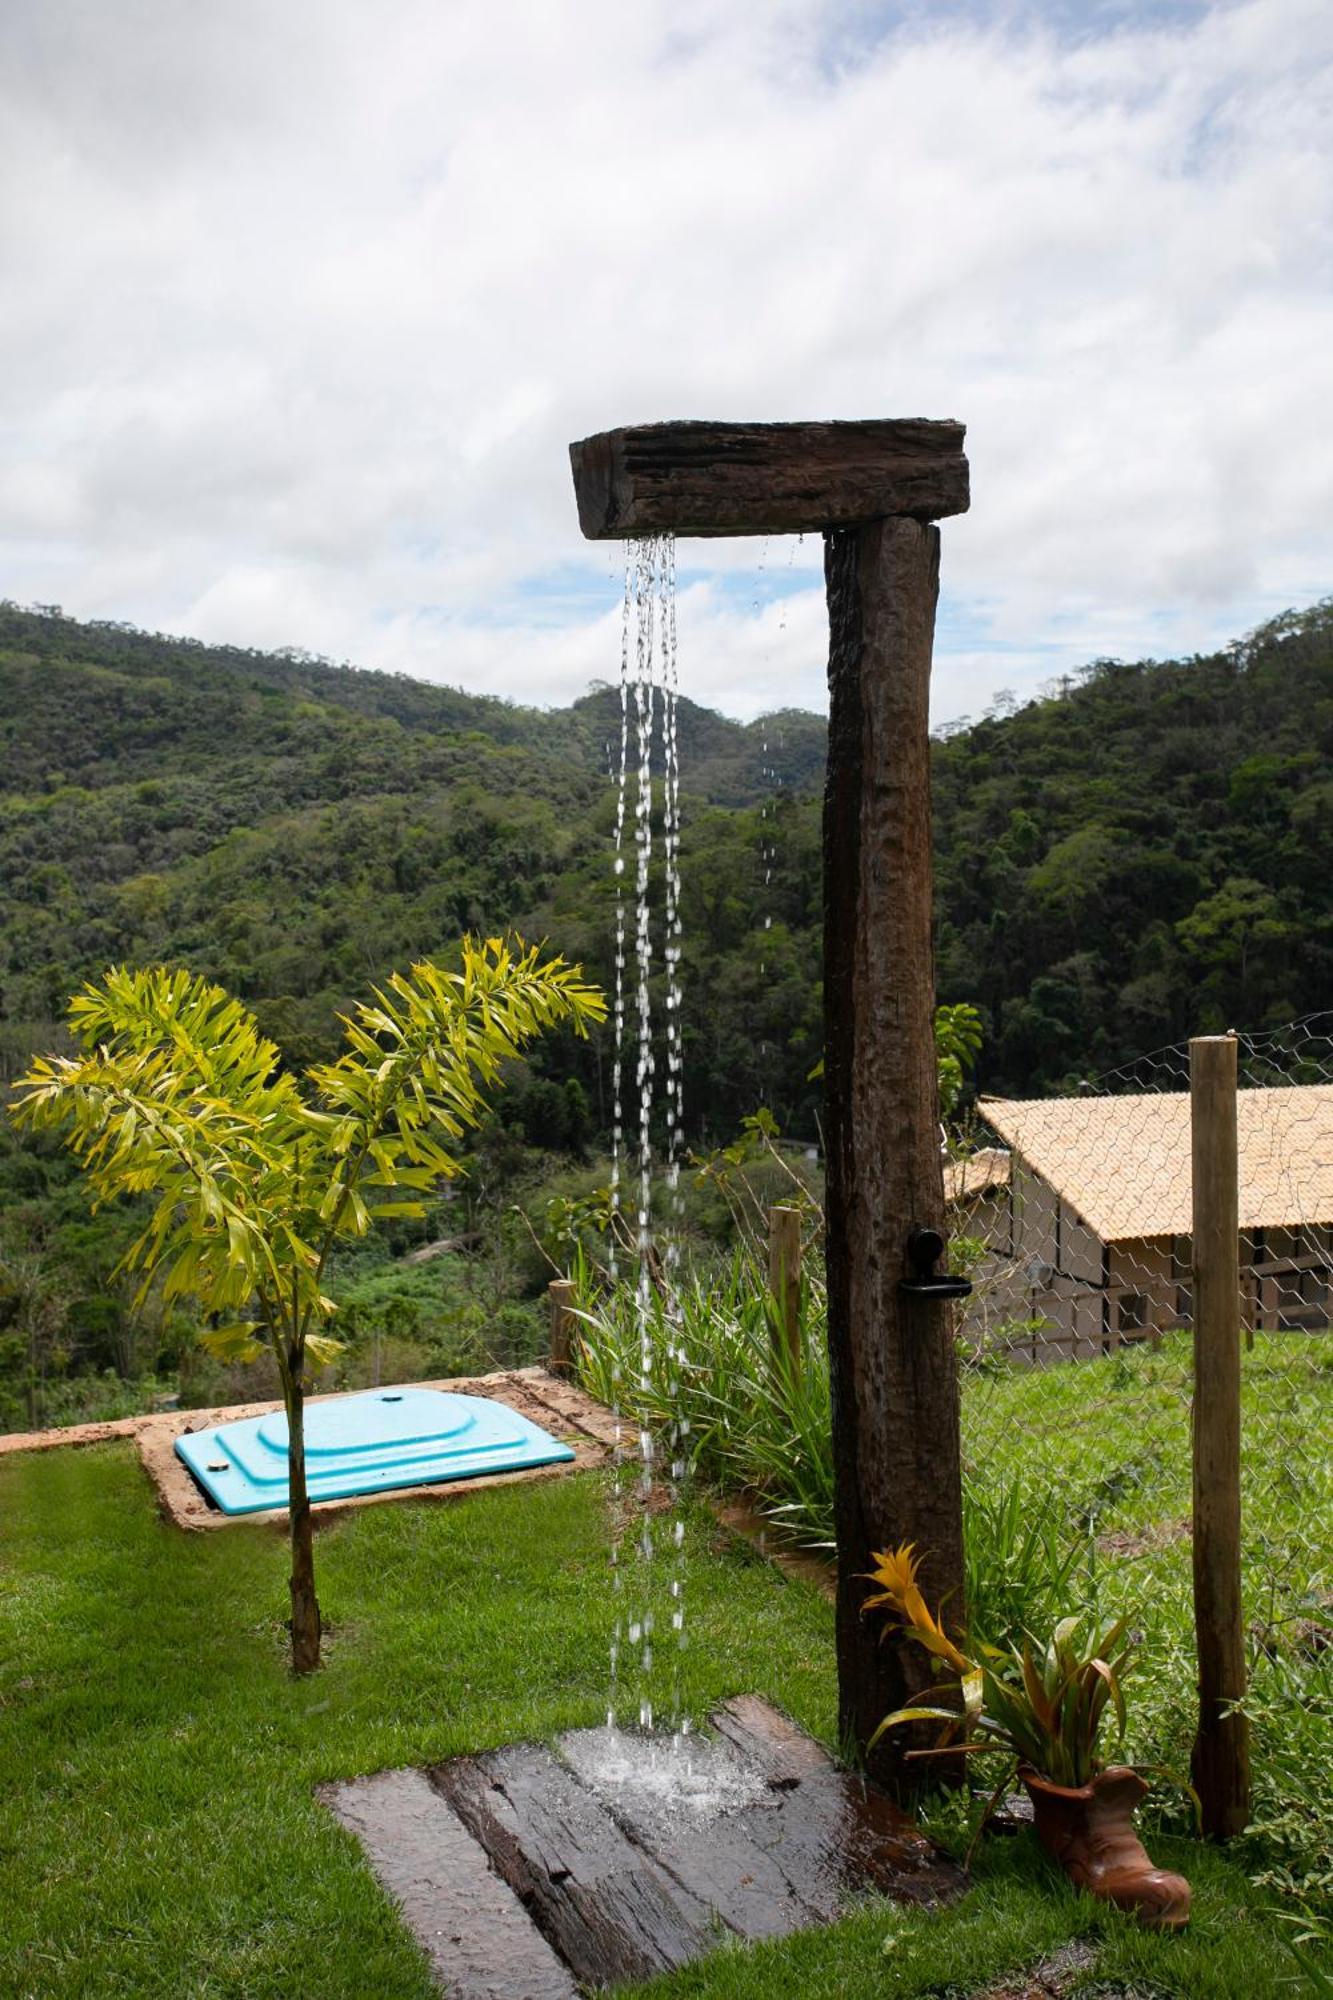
[[606, 532, 689, 1745], [754, 535, 800, 1070]]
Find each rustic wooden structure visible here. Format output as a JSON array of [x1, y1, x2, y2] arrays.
[[570, 420, 970, 1788], [767, 1204, 802, 1379], [960, 1087, 1333, 1364], [570, 419, 968, 539], [1189, 1035, 1252, 1837], [324, 1696, 962, 1995]]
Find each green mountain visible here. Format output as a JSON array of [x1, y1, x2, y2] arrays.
[[932, 601, 1333, 1087], [3, 592, 1331, 1126], [2, 593, 1330, 1426], [0, 605, 826, 1132]]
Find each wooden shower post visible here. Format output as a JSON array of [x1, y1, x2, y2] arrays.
[[823, 516, 966, 1784], [570, 418, 970, 1790]]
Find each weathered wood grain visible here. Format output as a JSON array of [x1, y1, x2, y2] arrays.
[[321, 1767, 577, 2000], [557, 1722, 815, 1940], [333, 1699, 963, 1992], [432, 1743, 718, 1987], [767, 1205, 802, 1381], [547, 1278, 578, 1374], [559, 1702, 963, 1937], [710, 1696, 963, 1907], [822, 518, 966, 1792], [570, 420, 969, 538]]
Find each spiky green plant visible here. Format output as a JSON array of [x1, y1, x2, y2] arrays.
[[12, 939, 604, 1672], [866, 1543, 1135, 1789]]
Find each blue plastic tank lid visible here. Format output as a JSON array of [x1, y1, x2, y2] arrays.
[[174, 1386, 576, 1515]]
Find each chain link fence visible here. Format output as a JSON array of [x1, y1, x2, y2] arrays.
[[952, 1013, 1332, 1881]]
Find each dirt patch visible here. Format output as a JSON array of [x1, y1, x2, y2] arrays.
[[970, 1938, 1157, 1999], [1097, 1517, 1191, 1561], [0, 1412, 145, 1457], [711, 1493, 837, 1601]]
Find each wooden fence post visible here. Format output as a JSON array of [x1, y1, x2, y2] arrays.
[[1189, 1034, 1251, 1838], [548, 1279, 577, 1376], [767, 1205, 802, 1380]]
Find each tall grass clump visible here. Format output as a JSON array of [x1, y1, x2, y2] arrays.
[[575, 1254, 835, 1548], [575, 1255, 1098, 1651]]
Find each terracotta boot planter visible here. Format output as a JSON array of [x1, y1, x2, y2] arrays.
[[1020, 1765, 1191, 1930]]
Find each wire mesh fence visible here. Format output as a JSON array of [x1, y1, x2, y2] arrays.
[[954, 1013, 1332, 1865]]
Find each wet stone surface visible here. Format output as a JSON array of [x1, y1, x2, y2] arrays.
[[322, 1696, 965, 1993]]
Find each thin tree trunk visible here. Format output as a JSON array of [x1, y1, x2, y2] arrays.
[[284, 1360, 322, 1674]]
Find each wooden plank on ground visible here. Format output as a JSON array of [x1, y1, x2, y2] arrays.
[[432, 1741, 718, 1988], [333, 1700, 963, 1993], [321, 1767, 576, 2000], [558, 1722, 827, 1940], [710, 1696, 964, 1907]]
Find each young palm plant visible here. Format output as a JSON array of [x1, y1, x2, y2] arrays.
[[13, 939, 604, 1673]]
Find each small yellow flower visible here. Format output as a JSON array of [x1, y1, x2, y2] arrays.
[[862, 1541, 971, 1677]]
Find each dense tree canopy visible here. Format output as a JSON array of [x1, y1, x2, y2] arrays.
[[2, 594, 1330, 1418]]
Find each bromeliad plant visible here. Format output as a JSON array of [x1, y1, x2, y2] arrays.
[[864, 1542, 1134, 1788], [12, 939, 604, 1674], [864, 1545, 1194, 1928]]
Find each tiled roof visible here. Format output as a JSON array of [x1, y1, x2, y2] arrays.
[[943, 1147, 1011, 1204], [977, 1085, 1333, 1243]]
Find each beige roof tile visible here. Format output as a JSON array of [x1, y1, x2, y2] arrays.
[[944, 1147, 1011, 1204], [977, 1085, 1333, 1243]]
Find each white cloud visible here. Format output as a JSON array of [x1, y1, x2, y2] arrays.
[[0, 0, 1330, 720]]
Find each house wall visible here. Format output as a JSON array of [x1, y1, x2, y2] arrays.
[[959, 1161, 1110, 1366], [1108, 1236, 1175, 1340], [959, 1166, 1333, 1368], [1245, 1226, 1332, 1332]]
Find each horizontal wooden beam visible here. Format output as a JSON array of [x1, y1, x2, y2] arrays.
[[569, 419, 969, 539]]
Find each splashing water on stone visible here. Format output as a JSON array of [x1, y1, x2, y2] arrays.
[[561, 1723, 768, 1824]]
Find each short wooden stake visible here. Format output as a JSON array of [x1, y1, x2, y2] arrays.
[[767, 1205, 802, 1380], [548, 1279, 578, 1376], [1189, 1034, 1251, 1839]]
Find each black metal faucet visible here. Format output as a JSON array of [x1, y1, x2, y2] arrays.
[[898, 1225, 973, 1300]]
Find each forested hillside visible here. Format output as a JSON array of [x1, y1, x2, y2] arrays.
[[0, 606, 825, 1121], [1, 595, 1330, 1424], [933, 600, 1333, 1087], [5, 594, 1332, 1099], [3, 597, 1331, 1113]]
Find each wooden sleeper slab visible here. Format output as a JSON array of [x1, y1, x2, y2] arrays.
[[321, 1767, 577, 2000]]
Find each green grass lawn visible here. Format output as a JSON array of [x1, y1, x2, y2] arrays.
[[0, 1445, 1315, 1998], [585, 1289, 1333, 1934]]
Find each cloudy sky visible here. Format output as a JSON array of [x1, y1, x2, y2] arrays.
[[2, 0, 1330, 722]]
